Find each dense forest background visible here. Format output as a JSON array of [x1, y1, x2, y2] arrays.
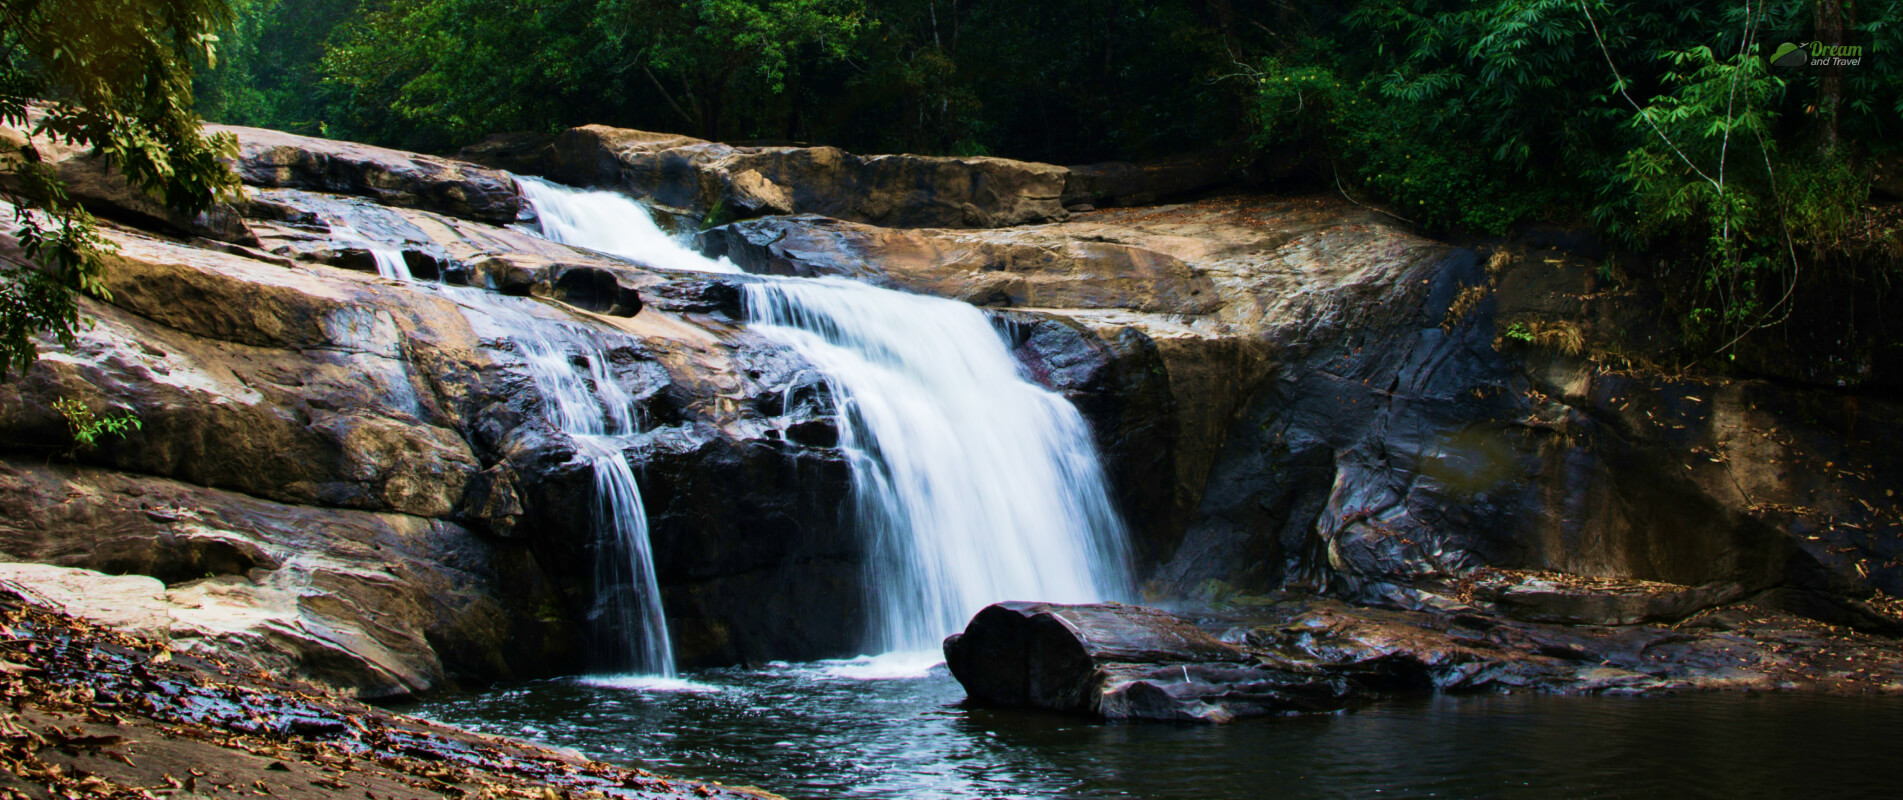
[[4, 0, 1897, 370], [191, 0, 1901, 364]]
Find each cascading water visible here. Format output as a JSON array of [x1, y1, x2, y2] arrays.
[[464, 301, 674, 676], [746, 278, 1133, 657], [512, 175, 1132, 665], [514, 176, 739, 273], [327, 220, 413, 281]]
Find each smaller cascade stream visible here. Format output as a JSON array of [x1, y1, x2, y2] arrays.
[[323, 202, 673, 676], [448, 293, 676, 677], [327, 220, 413, 281], [496, 305, 674, 676]]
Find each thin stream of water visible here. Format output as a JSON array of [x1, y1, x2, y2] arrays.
[[326, 219, 413, 281], [444, 285, 674, 677], [330, 199, 674, 676]]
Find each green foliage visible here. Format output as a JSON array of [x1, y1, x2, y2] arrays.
[[309, 0, 867, 150], [604, 0, 868, 141], [199, 0, 1286, 162], [1246, 54, 1558, 234], [1244, 0, 1900, 354], [1592, 40, 1874, 350], [2, 0, 241, 378], [52, 397, 141, 454], [0, 155, 104, 377], [194, 0, 360, 134]]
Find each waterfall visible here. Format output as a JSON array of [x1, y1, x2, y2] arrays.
[[746, 278, 1133, 655], [512, 175, 1132, 663], [514, 176, 740, 274]]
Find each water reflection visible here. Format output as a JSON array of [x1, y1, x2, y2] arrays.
[[403, 663, 1903, 799]]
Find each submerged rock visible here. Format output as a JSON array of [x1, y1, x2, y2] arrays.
[[943, 601, 1355, 722]]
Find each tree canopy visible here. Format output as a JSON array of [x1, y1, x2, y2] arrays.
[[48, 0, 1903, 363], [2, 0, 241, 377]]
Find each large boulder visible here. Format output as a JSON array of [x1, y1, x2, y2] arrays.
[[943, 601, 1352, 722], [945, 597, 1903, 722], [0, 461, 569, 697], [0, 225, 486, 518], [214, 124, 525, 224]]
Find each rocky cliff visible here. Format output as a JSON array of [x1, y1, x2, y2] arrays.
[[699, 190, 1902, 637], [3, 120, 1898, 700], [0, 123, 865, 697]]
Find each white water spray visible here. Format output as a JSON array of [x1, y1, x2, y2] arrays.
[[747, 278, 1133, 656], [515, 176, 740, 273]]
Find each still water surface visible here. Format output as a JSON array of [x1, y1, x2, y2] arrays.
[[403, 658, 1902, 799]]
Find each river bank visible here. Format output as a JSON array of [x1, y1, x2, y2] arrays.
[[0, 585, 779, 800]]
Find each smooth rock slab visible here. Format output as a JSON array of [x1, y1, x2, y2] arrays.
[[215, 124, 525, 224]]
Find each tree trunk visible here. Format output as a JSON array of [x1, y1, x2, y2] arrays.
[[1813, 0, 1847, 154]]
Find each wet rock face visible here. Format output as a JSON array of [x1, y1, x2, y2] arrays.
[[1153, 237, 1900, 627], [940, 602, 1326, 722], [464, 125, 1070, 229], [0, 125, 867, 692], [491, 346, 863, 669], [734, 194, 1899, 633]]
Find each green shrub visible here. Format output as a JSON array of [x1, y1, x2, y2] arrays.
[[52, 397, 141, 454]]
